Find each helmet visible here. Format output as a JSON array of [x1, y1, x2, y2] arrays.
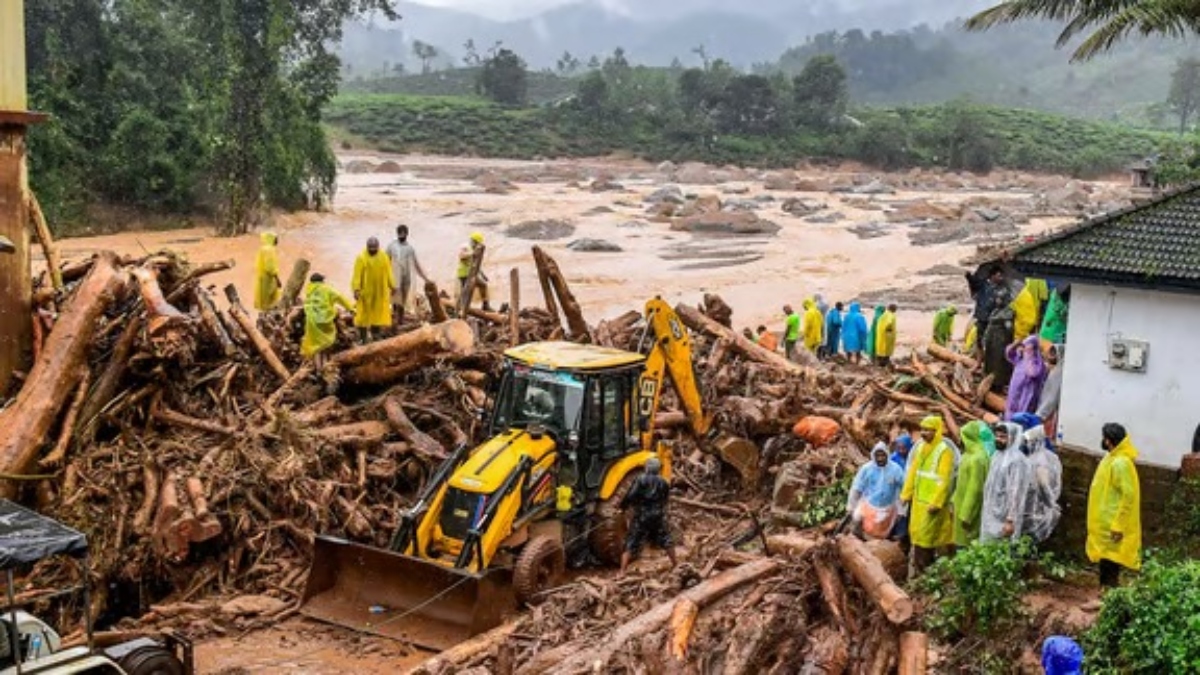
[[645, 457, 662, 474], [470, 232, 484, 244]]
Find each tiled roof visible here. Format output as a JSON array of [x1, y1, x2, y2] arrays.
[[1011, 183, 1200, 292]]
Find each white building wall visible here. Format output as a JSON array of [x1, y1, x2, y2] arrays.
[[1058, 283, 1200, 467]]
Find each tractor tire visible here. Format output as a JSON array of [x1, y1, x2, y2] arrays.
[[514, 535, 566, 606], [590, 473, 636, 566], [117, 645, 185, 675]]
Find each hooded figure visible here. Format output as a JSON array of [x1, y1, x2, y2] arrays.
[[824, 303, 843, 358], [1037, 345, 1066, 440], [932, 305, 957, 346], [866, 306, 885, 359], [842, 303, 868, 355], [802, 299, 823, 352], [1006, 335, 1048, 419], [981, 422, 1032, 542], [813, 293, 829, 321], [890, 434, 914, 470], [901, 416, 958, 572], [254, 232, 282, 311], [848, 443, 907, 539], [951, 421, 992, 546], [1039, 288, 1069, 345], [875, 305, 898, 361], [352, 238, 396, 333], [1022, 425, 1063, 543], [1088, 424, 1142, 582], [301, 274, 353, 360], [1012, 278, 1050, 342], [979, 424, 998, 458], [1041, 636, 1084, 675]]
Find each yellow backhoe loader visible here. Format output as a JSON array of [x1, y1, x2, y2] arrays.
[[300, 298, 756, 650]]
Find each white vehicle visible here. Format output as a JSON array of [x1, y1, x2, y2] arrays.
[[0, 500, 192, 675]]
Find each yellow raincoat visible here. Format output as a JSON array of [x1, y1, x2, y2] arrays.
[[802, 299, 823, 351], [1087, 437, 1142, 570], [875, 309, 897, 358], [964, 323, 978, 353], [254, 232, 281, 311], [301, 282, 353, 357], [352, 249, 395, 328], [1011, 278, 1049, 341], [901, 416, 956, 548]]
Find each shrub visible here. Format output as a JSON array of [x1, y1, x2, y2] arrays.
[[792, 475, 851, 529], [914, 538, 1040, 639]]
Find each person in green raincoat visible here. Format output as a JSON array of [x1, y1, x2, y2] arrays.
[[865, 305, 885, 360], [302, 273, 353, 367], [1039, 287, 1068, 345], [901, 416, 958, 576], [952, 421, 991, 546], [979, 423, 998, 458], [932, 304, 957, 346]]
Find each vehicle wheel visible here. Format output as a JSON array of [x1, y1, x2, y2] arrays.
[[590, 472, 636, 566], [117, 646, 185, 675], [513, 535, 566, 606]]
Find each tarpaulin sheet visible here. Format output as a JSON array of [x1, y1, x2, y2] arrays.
[[0, 500, 87, 569]]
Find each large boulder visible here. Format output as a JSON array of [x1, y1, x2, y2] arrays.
[[374, 160, 403, 174], [506, 219, 576, 240], [675, 163, 718, 185], [782, 198, 826, 216], [671, 212, 782, 236], [763, 172, 797, 191], [646, 185, 685, 205], [567, 238, 623, 252], [677, 194, 722, 218], [851, 179, 895, 195], [343, 159, 377, 174]]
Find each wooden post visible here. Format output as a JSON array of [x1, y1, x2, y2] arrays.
[[278, 257, 311, 312], [456, 244, 485, 318], [508, 268, 520, 347], [26, 194, 62, 291]]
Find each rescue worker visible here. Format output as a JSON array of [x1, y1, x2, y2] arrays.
[[889, 433, 915, 547], [842, 302, 868, 365], [757, 325, 779, 353], [301, 273, 353, 368], [1006, 335, 1048, 419], [980, 422, 1031, 542], [1022, 423, 1063, 543], [351, 237, 395, 343], [802, 299, 823, 354], [865, 305, 884, 361], [1011, 278, 1049, 342], [1039, 286, 1069, 346], [1087, 423, 1141, 587], [847, 443, 907, 540], [783, 305, 801, 361], [1036, 345, 1065, 441], [620, 456, 677, 573], [823, 302, 844, 360], [951, 421, 991, 546], [386, 224, 430, 326], [890, 434, 913, 470], [254, 232, 282, 311], [932, 304, 957, 347], [875, 304, 898, 367], [457, 232, 492, 312], [900, 416, 958, 576]]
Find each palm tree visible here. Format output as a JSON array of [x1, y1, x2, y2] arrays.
[[966, 0, 1200, 61]]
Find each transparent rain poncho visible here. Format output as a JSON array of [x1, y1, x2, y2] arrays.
[[980, 422, 1033, 542]]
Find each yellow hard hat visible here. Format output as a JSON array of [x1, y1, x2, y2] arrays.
[[470, 232, 484, 244]]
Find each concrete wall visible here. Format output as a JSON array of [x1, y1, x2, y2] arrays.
[[1058, 284, 1200, 468]]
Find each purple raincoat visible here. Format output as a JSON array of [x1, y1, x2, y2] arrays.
[[1005, 336, 1047, 420]]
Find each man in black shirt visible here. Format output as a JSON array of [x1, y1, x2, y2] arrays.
[[619, 457, 677, 572]]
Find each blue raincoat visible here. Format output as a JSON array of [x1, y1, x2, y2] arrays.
[[848, 448, 907, 510], [842, 303, 869, 353], [824, 307, 843, 357]]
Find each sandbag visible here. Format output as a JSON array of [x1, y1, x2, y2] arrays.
[[792, 416, 841, 448]]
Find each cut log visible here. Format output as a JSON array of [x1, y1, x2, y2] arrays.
[[194, 288, 237, 357], [765, 532, 823, 559], [675, 302, 817, 371], [403, 618, 524, 675], [667, 597, 698, 663], [532, 248, 561, 330], [224, 284, 290, 382], [803, 626, 849, 675], [926, 343, 977, 370], [921, 374, 974, 413], [440, 298, 507, 324], [983, 391, 1006, 414], [311, 421, 391, 447], [26, 194, 63, 292], [974, 374, 995, 406], [862, 539, 907, 583], [898, 632, 928, 675], [707, 337, 732, 372], [334, 320, 474, 386], [814, 553, 851, 633], [131, 266, 186, 334], [835, 535, 913, 624], [521, 558, 779, 675], [384, 397, 446, 460], [39, 368, 91, 468], [75, 316, 141, 444], [184, 477, 222, 542], [279, 258, 311, 311], [424, 280, 448, 324], [0, 253, 125, 498], [151, 473, 189, 562], [532, 246, 590, 342], [508, 268, 520, 348]]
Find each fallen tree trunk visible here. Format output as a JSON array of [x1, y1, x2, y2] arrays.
[[424, 281, 448, 323], [279, 258, 311, 311], [195, 289, 237, 357], [0, 253, 125, 497], [334, 320, 474, 386], [983, 391, 1007, 414], [532, 246, 590, 342], [508, 268, 520, 348], [26, 194, 64, 292], [520, 558, 779, 675], [311, 421, 391, 447], [898, 632, 928, 675], [39, 368, 91, 468], [835, 535, 913, 624], [667, 597, 699, 664], [75, 316, 141, 444], [224, 284, 291, 382], [675, 302, 817, 372], [404, 617, 525, 675], [926, 343, 977, 370], [814, 553, 851, 633], [532, 248, 561, 330], [384, 397, 446, 460]]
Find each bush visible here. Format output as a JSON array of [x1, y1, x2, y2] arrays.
[[1083, 557, 1200, 673], [914, 538, 1041, 639], [792, 475, 851, 529]]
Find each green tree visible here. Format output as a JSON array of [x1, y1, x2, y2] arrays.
[[556, 51, 581, 75], [792, 55, 848, 131], [715, 74, 782, 136], [1168, 57, 1200, 134], [412, 40, 439, 74], [478, 48, 529, 105], [463, 39, 480, 66], [576, 71, 610, 121], [967, 0, 1200, 61]]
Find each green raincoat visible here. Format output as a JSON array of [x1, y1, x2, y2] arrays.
[[865, 306, 885, 359], [951, 421, 992, 547], [302, 281, 353, 357]]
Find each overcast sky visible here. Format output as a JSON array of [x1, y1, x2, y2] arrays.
[[408, 0, 628, 20]]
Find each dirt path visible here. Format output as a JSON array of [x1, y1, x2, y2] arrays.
[[195, 618, 429, 674]]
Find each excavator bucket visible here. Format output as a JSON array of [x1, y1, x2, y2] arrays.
[[300, 536, 516, 651]]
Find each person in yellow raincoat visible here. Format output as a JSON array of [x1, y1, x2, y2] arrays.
[[301, 273, 353, 367], [875, 303, 898, 366], [951, 421, 991, 547], [352, 237, 395, 343], [1087, 423, 1141, 587], [802, 299, 823, 353], [1011, 278, 1049, 342], [901, 415, 958, 576], [254, 232, 282, 311]]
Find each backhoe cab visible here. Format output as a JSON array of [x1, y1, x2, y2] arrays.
[[301, 299, 755, 651]]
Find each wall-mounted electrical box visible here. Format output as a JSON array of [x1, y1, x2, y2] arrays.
[[1108, 338, 1149, 373]]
